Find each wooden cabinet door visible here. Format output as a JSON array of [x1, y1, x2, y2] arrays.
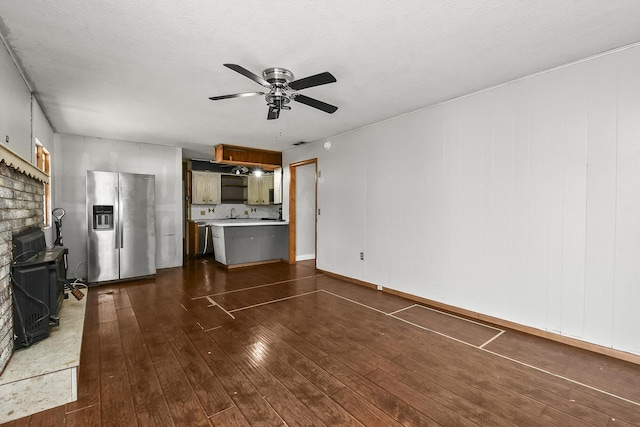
[[192, 172, 220, 204], [261, 174, 273, 204], [247, 175, 261, 204], [273, 167, 282, 204], [248, 175, 273, 204]]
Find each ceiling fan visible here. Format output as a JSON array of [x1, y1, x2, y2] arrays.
[[209, 64, 338, 120]]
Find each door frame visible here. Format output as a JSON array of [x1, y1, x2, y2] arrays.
[[288, 158, 318, 266]]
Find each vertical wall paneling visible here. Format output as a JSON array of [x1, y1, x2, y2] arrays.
[[393, 114, 430, 292], [454, 96, 484, 308], [364, 125, 397, 288], [545, 70, 566, 334], [285, 45, 640, 356], [488, 85, 515, 319], [559, 65, 588, 339], [612, 48, 640, 355], [0, 40, 31, 161], [443, 103, 462, 302], [425, 108, 446, 299], [510, 80, 532, 326], [583, 56, 618, 347], [479, 95, 495, 312], [524, 74, 551, 331]]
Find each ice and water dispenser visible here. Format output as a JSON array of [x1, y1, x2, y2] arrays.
[[92, 205, 114, 230]]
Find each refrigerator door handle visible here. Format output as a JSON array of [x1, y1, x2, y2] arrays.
[[119, 186, 124, 248], [114, 186, 120, 249]]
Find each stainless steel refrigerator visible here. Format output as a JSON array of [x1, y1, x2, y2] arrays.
[[87, 171, 156, 283]]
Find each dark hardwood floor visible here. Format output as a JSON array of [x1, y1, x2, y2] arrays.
[[4, 258, 640, 426]]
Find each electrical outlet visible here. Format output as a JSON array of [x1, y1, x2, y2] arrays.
[[200, 210, 205, 215], [360, 252, 364, 260], [244, 210, 248, 215]]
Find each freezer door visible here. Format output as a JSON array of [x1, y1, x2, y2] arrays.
[[119, 173, 156, 279], [87, 171, 119, 282]]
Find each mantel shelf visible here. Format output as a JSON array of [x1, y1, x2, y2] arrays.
[[0, 144, 49, 183]]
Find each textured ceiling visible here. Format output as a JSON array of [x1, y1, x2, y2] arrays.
[[1, 1, 640, 159]]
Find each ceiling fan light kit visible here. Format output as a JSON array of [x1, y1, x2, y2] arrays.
[[209, 64, 338, 120]]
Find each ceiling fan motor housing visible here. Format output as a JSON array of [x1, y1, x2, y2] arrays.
[[262, 67, 294, 85], [263, 68, 294, 108]]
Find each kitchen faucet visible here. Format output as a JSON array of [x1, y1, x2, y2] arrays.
[[230, 207, 237, 219]]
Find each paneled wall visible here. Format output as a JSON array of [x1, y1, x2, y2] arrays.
[[52, 135, 183, 279], [0, 39, 31, 161], [284, 44, 640, 356]]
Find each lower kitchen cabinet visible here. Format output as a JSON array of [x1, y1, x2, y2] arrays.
[[213, 224, 288, 266], [188, 221, 214, 256]]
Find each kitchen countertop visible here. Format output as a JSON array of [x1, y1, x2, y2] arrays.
[[194, 219, 289, 227]]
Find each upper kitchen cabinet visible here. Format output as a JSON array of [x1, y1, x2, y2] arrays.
[[247, 174, 273, 205], [220, 175, 247, 204], [214, 144, 282, 170], [273, 167, 282, 204], [191, 171, 221, 204]]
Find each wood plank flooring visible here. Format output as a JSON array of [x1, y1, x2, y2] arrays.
[[3, 258, 640, 426]]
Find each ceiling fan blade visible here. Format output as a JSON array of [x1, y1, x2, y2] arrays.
[[288, 72, 336, 91], [224, 64, 270, 86], [293, 94, 338, 114], [208, 92, 265, 101], [267, 107, 280, 120]]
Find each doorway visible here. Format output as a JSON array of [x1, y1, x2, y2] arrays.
[[288, 159, 317, 266]]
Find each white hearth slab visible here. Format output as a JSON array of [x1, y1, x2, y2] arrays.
[[0, 288, 87, 423]]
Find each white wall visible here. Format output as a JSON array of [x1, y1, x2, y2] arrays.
[[32, 100, 55, 244], [1, 37, 56, 244], [53, 134, 183, 279], [0, 37, 32, 162], [283, 44, 640, 356], [295, 163, 316, 261]]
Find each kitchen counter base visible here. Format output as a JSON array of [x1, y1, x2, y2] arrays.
[[212, 224, 289, 266]]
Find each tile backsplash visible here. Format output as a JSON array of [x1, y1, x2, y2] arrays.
[[189, 203, 280, 221]]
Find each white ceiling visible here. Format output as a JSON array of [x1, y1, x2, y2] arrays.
[[2, 1, 640, 159]]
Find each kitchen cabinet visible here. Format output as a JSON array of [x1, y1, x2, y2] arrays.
[[214, 144, 282, 169], [220, 175, 247, 203], [191, 171, 221, 204], [208, 221, 289, 266], [247, 174, 273, 205], [273, 167, 282, 204], [187, 221, 214, 256]]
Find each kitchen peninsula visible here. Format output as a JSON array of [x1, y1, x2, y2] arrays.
[[203, 219, 289, 267]]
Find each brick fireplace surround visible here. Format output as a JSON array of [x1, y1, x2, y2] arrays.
[[0, 147, 48, 375]]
